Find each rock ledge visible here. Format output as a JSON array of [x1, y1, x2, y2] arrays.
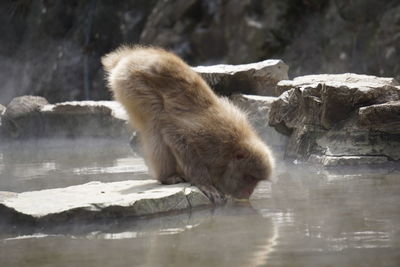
[[269, 73, 400, 165], [193, 59, 289, 96], [0, 180, 211, 225]]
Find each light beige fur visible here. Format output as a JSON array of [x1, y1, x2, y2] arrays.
[[102, 45, 274, 203]]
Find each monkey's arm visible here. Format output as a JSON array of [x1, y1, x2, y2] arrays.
[[162, 131, 225, 204]]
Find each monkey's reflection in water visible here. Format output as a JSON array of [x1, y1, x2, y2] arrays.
[[0, 200, 277, 267], [141, 202, 277, 267]]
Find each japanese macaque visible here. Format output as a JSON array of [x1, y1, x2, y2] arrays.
[[102, 45, 274, 204]]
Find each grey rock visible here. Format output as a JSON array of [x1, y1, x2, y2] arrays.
[[282, 1, 400, 80], [1, 99, 131, 139], [269, 73, 400, 164], [276, 73, 399, 95], [316, 117, 400, 161], [274, 75, 400, 132], [139, 0, 290, 65], [310, 155, 389, 167], [0, 1, 158, 105], [0, 104, 5, 115], [0, 103, 5, 131], [193, 60, 289, 96], [2, 96, 49, 138], [0, 180, 211, 225], [270, 74, 400, 134], [40, 101, 130, 138], [2, 1, 400, 104], [358, 101, 400, 134], [4, 96, 49, 117], [230, 94, 287, 152]]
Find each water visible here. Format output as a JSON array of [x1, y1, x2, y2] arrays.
[[1, 139, 400, 267], [0, 139, 148, 193]]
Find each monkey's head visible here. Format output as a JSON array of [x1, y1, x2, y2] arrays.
[[218, 139, 274, 200]]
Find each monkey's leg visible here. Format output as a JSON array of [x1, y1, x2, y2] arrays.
[[162, 132, 226, 204], [141, 131, 186, 185]]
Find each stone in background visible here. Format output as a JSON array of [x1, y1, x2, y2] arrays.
[[1, 96, 130, 139], [1, 0, 399, 104], [268, 73, 400, 166], [193, 60, 288, 96], [0, 180, 210, 226]]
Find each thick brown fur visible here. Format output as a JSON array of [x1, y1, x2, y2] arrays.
[[102, 45, 274, 203]]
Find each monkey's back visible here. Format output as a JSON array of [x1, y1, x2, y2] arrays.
[[103, 46, 254, 142], [103, 46, 222, 130]]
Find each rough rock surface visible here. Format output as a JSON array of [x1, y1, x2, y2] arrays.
[[276, 73, 400, 96], [1, 97, 130, 139], [358, 101, 400, 134], [40, 101, 129, 138], [309, 155, 389, 167], [0, 180, 210, 225], [193, 60, 288, 96], [2, 96, 49, 138], [2, 1, 399, 104], [269, 73, 400, 165]]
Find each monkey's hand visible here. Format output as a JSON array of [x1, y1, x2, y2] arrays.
[[163, 133, 226, 204], [197, 184, 226, 205], [160, 174, 186, 185]]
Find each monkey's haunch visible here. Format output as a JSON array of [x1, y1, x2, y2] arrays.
[[102, 45, 274, 204]]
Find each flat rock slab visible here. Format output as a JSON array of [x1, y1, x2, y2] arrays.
[[193, 59, 288, 96], [276, 73, 399, 95], [309, 155, 389, 167], [0, 180, 211, 225], [269, 73, 400, 163], [41, 100, 128, 120], [1, 97, 130, 139]]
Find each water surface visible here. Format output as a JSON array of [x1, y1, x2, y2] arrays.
[[0, 139, 399, 267]]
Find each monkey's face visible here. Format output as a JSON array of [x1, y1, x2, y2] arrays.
[[218, 152, 271, 200]]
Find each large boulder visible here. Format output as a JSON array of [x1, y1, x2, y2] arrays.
[[193, 60, 288, 96], [0, 180, 210, 226], [269, 73, 400, 165]]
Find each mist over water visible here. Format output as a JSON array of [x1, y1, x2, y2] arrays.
[[1, 139, 400, 267], [0, 138, 148, 192]]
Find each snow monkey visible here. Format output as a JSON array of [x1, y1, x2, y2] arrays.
[[102, 45, 274, 204]]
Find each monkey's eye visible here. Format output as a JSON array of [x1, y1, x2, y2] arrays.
[[244, 175, 258, 183], [235, 153, 245, 160]]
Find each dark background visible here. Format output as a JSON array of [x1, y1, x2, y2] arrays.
[[1, 0, 399, 105]]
